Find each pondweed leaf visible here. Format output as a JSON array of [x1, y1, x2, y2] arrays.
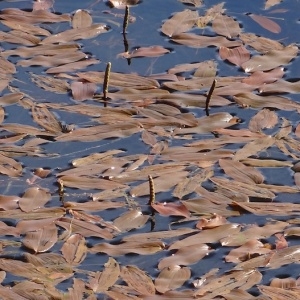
[[72, 9, 93, 29], [219, 158, 265, 184], [0, 8, 70, 24], [119, 45, 170, 58], [242, 44, 298, 72], [212, 14, 241, 38], [121, 265, 156, 296], [56, 217, 114, 239], [151, 202, 191, 218], [239, 32, 284, 52], [249, 13, 281, 33], [71, 81, 97, 101], [158, 244, 212, 270], [155, 265, 191, 294], [90, 241, 165, 256], [219, 46, 250, 67], [19, 187, 51, 213], [113, 209, 149, 232], [171, 33, 242, 48], [193, 269, 262, 297], [242, 67, 284, 85], [61, 234, 87, 266], [161, 9, 199, 37], [32, 0, 54, 11], [88, 257, 120, 293], [22, 223, 58, 253]]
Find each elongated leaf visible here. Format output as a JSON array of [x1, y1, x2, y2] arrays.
[[56, 217, 113, 239], [219, 159, 264, 184], [90, 241, 165, 256], [158, 244, 212, 270], [249, 13, 281, 33], [151, 202, 190, 218]]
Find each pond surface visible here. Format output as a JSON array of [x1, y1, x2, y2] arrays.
[[0, 0, 299, 299]]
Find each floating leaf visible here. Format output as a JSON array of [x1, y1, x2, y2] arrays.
[[248, 108, 278, 132], [249, 13, 281, 33], [242, 44, 298, 72], [193, 269, 262, 297], [121, 265, 155, 295], [119, 45, 170, 58], [219, 46, 250, 66], [88, 257, 120, 293], [171, 33, 242, 48], [155, 265, 191, 294], [19, 187, 51, 213], [0, 152, 22, 177], [151, 202, 190, 218], [90, 241, 165, 256], [161, 9, 198, 37], [219, 159, 264, 184], [32, 0, 54, 11], [72, 9, 93, 29], [212, 14, 241, 38], [41, 24, 108, 44], [113, 209, 149, 232], [61, 234, 87, 266], [56, 217, 113, 239], [158, 244, 212, 270], [22, 223, 58, 253], [71, 81, 97, 101]]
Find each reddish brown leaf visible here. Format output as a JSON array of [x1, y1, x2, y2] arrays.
[[121, 265, 155, 295], [249, 13, 281, 33], [19, 187, 51, 213], [22, 223, 58, 253], [219, 46, 250, 67], [71, 81, 97, 101], [61, 234, 87, 265], [151, 202, 190, 218]]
